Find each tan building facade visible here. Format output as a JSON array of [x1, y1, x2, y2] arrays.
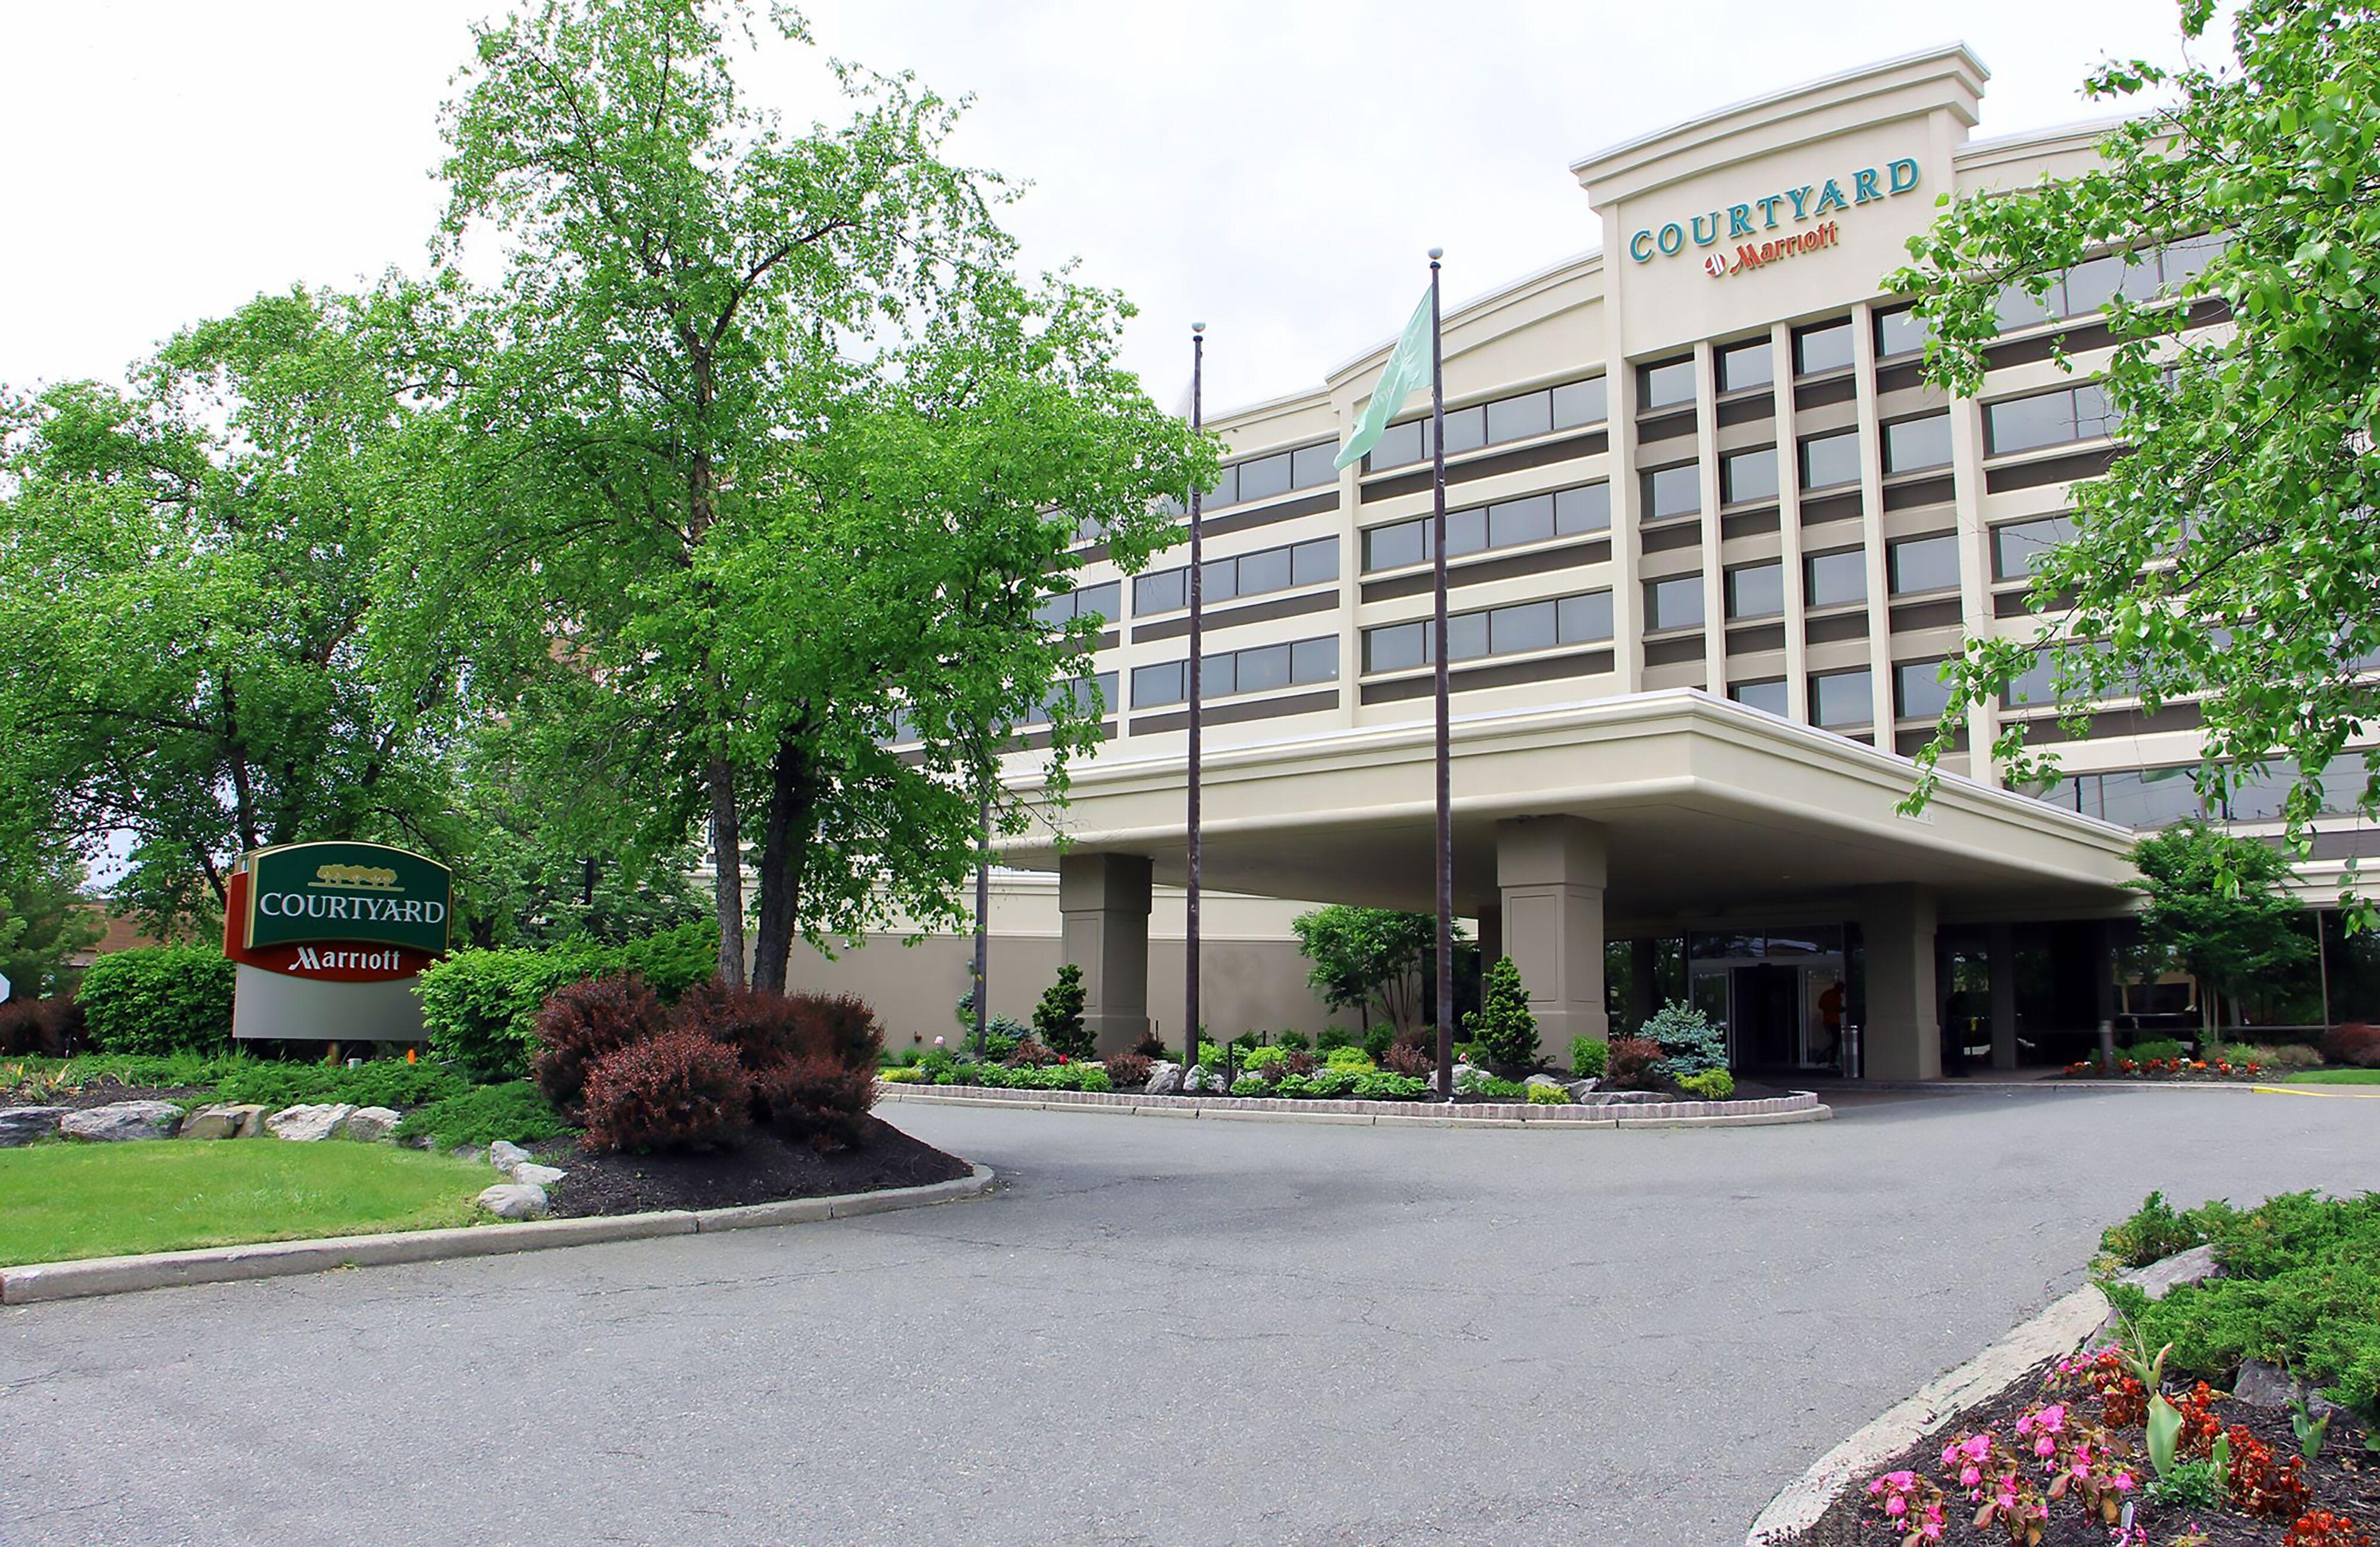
[[804, 44, 2376, 1077]]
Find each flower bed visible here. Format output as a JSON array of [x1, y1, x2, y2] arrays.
[[2066, 1056, 2271, 1082]]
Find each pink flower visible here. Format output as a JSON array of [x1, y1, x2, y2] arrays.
[[1959, 1465, 1981, 1488], [2035, 1404, 2066, 1433], [2034, 1435, 2056, 1458], [1884, 1495, 1905, 1517], [934, 1035, 945, 1046], [1940, 1442, 1959, 1468], [1867, 1479, 1884, 1497], [2110, 1471, 2134, 1492]]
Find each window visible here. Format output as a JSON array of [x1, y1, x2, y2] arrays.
[[1987, 238, 2228, 333], [1557, 481, 1611, 535], [1289, 442, 1338, 491], [1133, 635, 1338, 706], [1018, 672, 1119, 727], [1642, 463, 1701, 521], [1894, 657, 1953, 719], [1726, 561, 1783, 620], [1640, 356, 1696, 410], [1730, 678, 1789, 716], [1874, 306, 1930, 358], [1805, 547, 1867, 609], [1645, 574, 1705, 632], [1362, 588, 1612, 671], [1717, 339, 1774, 393], [1034, 580, 1121, 629], [1798, 429, 1861, 491], [1809, 667, 1873, 728], [1720, 446, 1778, 505], [1364, 377, 1608, 470], [1991, 515, 2076, 580], [1199, 442, 1337, 509], [1794, 319, 1855, 376], [1887, 533, 1961, 596], [1984, 383, 2118, 457], [1237, 452, 1292, 504], [2000, 647, 2059, 709], [1358, 482, 1606, 572], [1135, 537, 1338, 615], [1201, 464, 1239, 511], [1882, 414, 1952, 475]]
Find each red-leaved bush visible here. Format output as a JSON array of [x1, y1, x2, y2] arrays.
[[752, 1056, 877, 1146], [2323, 1022, 2380, 1069], [1103, 1051, 1153, 1086], [581, 1028, 749, 1154], [533, 973, 666, 1120], [1606, 1036, 1664, 1090], [1380, 1040, 1434, 1076], [667, 984, 883, 1144], [0, 997, 78, 1057]]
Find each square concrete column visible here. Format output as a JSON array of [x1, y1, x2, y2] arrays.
[[1987, 922, 2019, 1072], [1856, 885, 1940, 1081], [1495, 817, 1610, 1061], [1059, 853, 1152, 1056]]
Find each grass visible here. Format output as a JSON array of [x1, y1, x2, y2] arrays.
[[0, 1141, 496, 1267], [2280, 1067, 2380, 1084]]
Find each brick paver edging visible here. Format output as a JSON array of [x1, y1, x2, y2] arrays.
[[878, 1082, 1829, 1129], [0, 1163, 995, 1307]]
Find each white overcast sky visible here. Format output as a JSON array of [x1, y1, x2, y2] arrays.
[[5, 0, 2202, 416]]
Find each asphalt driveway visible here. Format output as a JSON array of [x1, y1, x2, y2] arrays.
[[5, 1085, 2377, 1546]]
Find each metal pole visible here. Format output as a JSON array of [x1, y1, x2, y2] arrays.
[[972, 789, 989, 1057], [1429, 250, 1454, 1100], [1186, 322, 1206, 1082]]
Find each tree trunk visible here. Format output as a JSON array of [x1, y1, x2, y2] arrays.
[[706, 751, 746, 989], [750, 736, 818, 995]]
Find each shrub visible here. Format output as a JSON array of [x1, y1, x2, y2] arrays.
[[1004, 1037, 1059, 1068], [77, 945, 236, 1055], [879, 1066, 923, 1083], [393, 1081, 571, 1150], [2216, 1040, 2324, 1070], [1104, 1052, 1152, 1086], [1315, 1028, 1357, 1053], [2322, 1023, 2380, 1068], [1606, 1036, 1664, 1090], [1324, 1045, 1374, 1070], [1031, 964, 1093, 1060], [0, 997, 77, 1056], [1527, 1083, 1570, 1106], [669, 986, 882, 1139], [1454, 1069, 1529, 1098], [1351, 1070, 1429, 1101], [753, 1056, 876, 1146], [416, 922, 716, 1082], [1304, 1067, 1357, 1098], [1380, 1039, 1434, 1076], [1242, 1045, 1288, 1070], [1130, 1029, 1167, 1058], [216, 1058, 467, 1112], [581, 1029, 749, 1153], [1276, 1030, 1311, 1053], [1641, 1001, 1727, 1078], [2094, 1189, 2241, 1272], [1677, 1069, 1736, 1101], [1463, 956, 1539, 1074], [2125, 1036, 2191, 1063], [1570, 1036, 1608, 1079], [1361, 1025, 1396, 1062], [531, 973, 666, 1119]]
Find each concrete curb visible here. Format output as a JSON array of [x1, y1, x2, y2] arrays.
[[878, 1083, 1829, 1129], [0, 1164, 994, 1307], [1743, 1282, 2112, 1545]]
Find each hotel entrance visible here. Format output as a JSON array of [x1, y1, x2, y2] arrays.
[[1684, 927, 1850, 1073]]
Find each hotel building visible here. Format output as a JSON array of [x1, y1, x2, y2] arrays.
[[805, 43, 2379, 1079]]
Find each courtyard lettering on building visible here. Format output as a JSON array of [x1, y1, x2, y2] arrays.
[[1629, 156, 1919, 263]]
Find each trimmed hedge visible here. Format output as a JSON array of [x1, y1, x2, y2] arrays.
[[77, 945, 236, 1055], [415, 923, 716, 1082]]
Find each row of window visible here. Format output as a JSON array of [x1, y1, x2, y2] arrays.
[[1643, 413, 1955, 523], [1361, 481, 1611, 572], [1032, 580, 1121, 630], [1192, 441, 1339, 512], [1364, 590, 1615, 672], [1649, 533, 1960, 634], [1993, 234, 2227, 333], [1365, 376, 1608, 472], [1731, 658, 1962, 729], [1133, 536, 1339, 616], [1129, 635, 1339, 707], [1018, 672, 1120, 728], [2027, 756, 2351, 830], [1639, 308, 1933, 411], [1983, 382, 2117, 459]]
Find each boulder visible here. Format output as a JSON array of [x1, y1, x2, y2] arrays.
[[509, 1161, 567, 1188], [180, 1103, 268, 1141], [60, 1101, 183, 1142], [487, 1139, 534, 1172], [1183, 1064, 1229, 1094], [1142, 1061, 1183, 1097], [2232, 1358, 2343, 1417], [0, 1106, 65, 1147], [265, 1103, 356, 1142], [335, 1107, 402, 1144], [476, 1182, 549, 1220], [2123, 1242, 2222, 1301], [1563, 1078, 1601, 1101], [1524, 1073, 1567, 1090]]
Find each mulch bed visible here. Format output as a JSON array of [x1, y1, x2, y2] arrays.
[[1786, 1358, 2380, 1546], [2, 1081, 215, 1111], [534, 1116, 972, 1219]]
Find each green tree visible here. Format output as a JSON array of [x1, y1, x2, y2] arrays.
[[2128, 819, 2313, 1036], [1291, 906, 1460, 1036], [0, 289, 466, 937], [1032, 962, 1091, 1061], [0, 853, 104, 1000], [1463, 955, 1538, 1074], [409, 0, 1207, 991], [1893, 0, 2380, 892]]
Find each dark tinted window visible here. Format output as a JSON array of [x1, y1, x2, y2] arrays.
[[1557, 590, 1613, 642], [1883, 414, 1952, 474], [1640, 357, 1696, 409], [1799, 429, 1861, 490], [1446, 506, 1489, 557], [1364, 520, 1427, 572], [1204, 464, 1239, 509], [1646, 574, 1705, 632], [1555, 482, 1611, 534], [1291, 635, 1337, 684], [1132, 660, 1185, 707], [1289, 442, 1338, 490], [1888, 533, 1961, 595], [1490, 493, 1555, 548], [1133, 567, 1188, 615], [1805, 547, 1867, 609], [1726, 561, 1783, 619], [1551, 377, 1608, 428], [1894, 657, 1953, 718], [1440, 405, 1488, 455], [1367, 621, 1427, 673], [1291, 537, 1338, 587], [1717, 339, 1774, 393], [1874, 306, 1929, 358], [1991, 515, 2075, 580], [1448, 612, 1490, 660], [1236, 452, 1292, 503], [1364, 591, 1612, 669], [1492, 599, 1558, 654], [1984, 384, 2116, 456], [1485, 391, 1552, 444], [1236, 642, 1292, 694], [1794, 320, 1854, 375], [1642, 463, 1701, 521], [1809, 667, 1872, 728], [1721, 446, 1777, 505], [1731, 678, 1789, 716], [1370, 420, 1423, 470]]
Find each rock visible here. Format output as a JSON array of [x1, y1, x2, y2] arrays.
[[487, 1139, 534, 1171], [60, 1101, 183, 1142], [179, 1103, 268, 1141], [2232, 1358, 2343, 1417], [509, 1161, 567, 1188], [1564, 1078, 1601, 1101], [1601, 1089, 1669, 1104], [2123, 1242, 2222, 1301], [1142, 1061, 1182, 1096], [0, 1106, 65, 1147], [335, 1107, 401, 1143], [1183, 1064, 1229, 1094], [1524, 1073, 1567, 1089], [1229, 1071, 1270, 1095], [265, 1103, 356, 1142], [476, 1182, 549, 1220]]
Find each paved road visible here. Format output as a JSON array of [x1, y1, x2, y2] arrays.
[[5, 1086, 2378, 1546]]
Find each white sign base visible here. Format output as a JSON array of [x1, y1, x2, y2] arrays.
[[231, 964, 428, 1044]]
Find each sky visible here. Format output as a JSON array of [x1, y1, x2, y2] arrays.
[[4, 0, 2203, 417]]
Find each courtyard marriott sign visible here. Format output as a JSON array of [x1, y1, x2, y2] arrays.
[[223, 841, 454, 1041], [1627, 156, 1921, 270]]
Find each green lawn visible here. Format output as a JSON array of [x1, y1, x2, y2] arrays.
[[0, 1141, 496, 1267], [2281, 1067, 2380, 1085]]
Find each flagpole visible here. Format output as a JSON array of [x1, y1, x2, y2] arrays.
[[1429, 250, 1454, 1101], [1185, 322, 1206, 1083]]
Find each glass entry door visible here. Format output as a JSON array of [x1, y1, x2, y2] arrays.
[[1683, 926, 1848, 1070]]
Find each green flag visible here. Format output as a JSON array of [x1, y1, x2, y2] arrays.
[[1333, 285, 1435, 471]]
